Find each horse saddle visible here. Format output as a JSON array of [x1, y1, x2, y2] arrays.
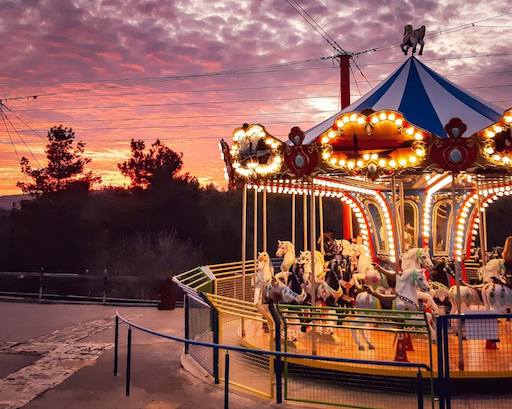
[[490, 276, 512, 290]]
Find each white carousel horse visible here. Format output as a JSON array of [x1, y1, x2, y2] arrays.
[[400, 24, 425, 55], [478, 259, 512, 313], [298, 250, 326, 283], [352, 248, 436, 349], [276, 240, 296, 273], [446, 260, 504, 313], [253, 252, 274, 304]]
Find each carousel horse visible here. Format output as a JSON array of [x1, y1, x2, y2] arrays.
[[479, 259, 512, 313], [253, 252, 274, 305], [276, 240, 296, 273], [400, 24, 425, 55], [298, 250, 326, 284], [352, 248, 436, 349]]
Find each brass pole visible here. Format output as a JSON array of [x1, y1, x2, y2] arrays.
[[319, 195, 325, 254], [263, 188, 267, 253], [253, 188, 258, 282], [241, 185, 247, 300], [291, 193, 296, 248], [303, 193, 308, 251], [451, 173, 464, 370], [399, 181, 406, 251], [310, 180, 317, 355], [475, 177, 487, 264]]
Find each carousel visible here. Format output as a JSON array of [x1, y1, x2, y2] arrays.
[[174, 43, 512, 406]]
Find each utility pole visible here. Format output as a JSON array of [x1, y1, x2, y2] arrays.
[[339, 53, 353, 239]]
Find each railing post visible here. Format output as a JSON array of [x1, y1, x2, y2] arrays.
[[184, 294, 190, 354], [443, 318, 451, 409], [269, 303, 283, 404], [416, 369, 424, 409], [114, 315, 119, 375], [224, 352, 230, 409], [103, 269, 108, 304], [39, 267, 44, 303], [212, 306, 220, 384], [437, 316, 445, 409], [126, 326, 132, 396]]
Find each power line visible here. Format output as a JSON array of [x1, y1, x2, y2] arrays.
[[0, 109, 41, 166], [11, 95, 343, 113], [357, 12, 512, 54], [0, 56, 330, 91], [0, 119, 322, 134], [8, 109, 339, 126], [3, 53, 511, 102]]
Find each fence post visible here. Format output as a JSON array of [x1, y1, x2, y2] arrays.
[[268, 303, 283, 404], [103, 269, 108, 304], [443, 318, 451, 409], [416, 369, 424, 409], [212, 305, 220, 384], [114, 315, 119, 375], [436, 315, 445, 409], [126, 326, 132, 396], [224, 352, 230, 409], [38, 267, 44, 303], [184, 294, 190, 354]]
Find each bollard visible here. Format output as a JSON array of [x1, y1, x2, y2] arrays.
[[268, 303, 283, 404], [416, 369, 424, 409], [103, 269, 108, 304], [114, 316, 119, 375], [126, 327, 132, 396], [224, 352, 230, 409], [38, 267, 44, 303]]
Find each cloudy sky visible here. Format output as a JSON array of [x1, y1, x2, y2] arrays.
[[0, 0, 511, 194]]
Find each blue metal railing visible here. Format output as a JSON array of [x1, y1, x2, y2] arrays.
[[436, 312, 512, 409], [114, 311, 430, 409]]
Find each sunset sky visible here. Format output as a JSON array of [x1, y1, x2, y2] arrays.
[[0, 0, 511, 195]]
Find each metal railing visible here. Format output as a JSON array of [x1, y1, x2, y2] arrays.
[[114, 310, 431, 409]]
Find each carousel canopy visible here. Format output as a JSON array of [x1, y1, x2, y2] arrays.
[[304, 57, 503, 143]]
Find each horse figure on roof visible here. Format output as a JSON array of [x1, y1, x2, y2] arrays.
[[401, 25, 426, 55]]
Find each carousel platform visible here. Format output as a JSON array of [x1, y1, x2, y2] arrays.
[[235, 318, 512, 394]]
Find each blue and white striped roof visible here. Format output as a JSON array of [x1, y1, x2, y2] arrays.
[[304, 57, 503, 143]]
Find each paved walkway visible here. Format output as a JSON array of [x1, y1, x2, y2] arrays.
[[0, 302, 305, 409]]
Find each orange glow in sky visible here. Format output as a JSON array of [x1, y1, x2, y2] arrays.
[[1, 1, 511, 195]]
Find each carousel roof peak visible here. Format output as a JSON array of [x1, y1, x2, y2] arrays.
[[304, 56, 503, 143]]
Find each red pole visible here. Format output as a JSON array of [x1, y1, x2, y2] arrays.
[[339, 54, 351, 109], [340, 54, 352, 238]]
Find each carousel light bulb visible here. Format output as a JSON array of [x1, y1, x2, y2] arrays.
[[363, 153, 370, 160], [322, 136, 329, 144], [378, 159, 386, 167], [336, 119, 343, 127], [406, 127, 414, 136], [379, 112, 387, 121], [494, 125, 503, 133], [395, 118, 403, 126], [388, 113, 396, 121], [350, 114, 357, 122], [271, 143, 278, 149], [389, 160, 397, 168], [348, 161, 355, 169], [328, 130, 337, 139], [371, 153, 378, 160], [338, 159, 346, 166], [399, 158, 407, 166], [356, 160, 363, 167], [493, 154, 502, 161], [343, 115, 350, 124], [322, 151, 331, 159], [371, 116, 379, 124], [330, 158, 337, 165], [504, 156, 511, 164], [357, 117, 365, 125], [416, 147, 426, 157], [486, 130, 496, 138], [505, 115, 512, 123], [414, 132, 423, 141], [409, 155, 418, 164]]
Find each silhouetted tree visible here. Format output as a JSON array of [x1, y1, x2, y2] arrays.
[[118, 139, 184, 188], [17, 125, 100, 196]]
